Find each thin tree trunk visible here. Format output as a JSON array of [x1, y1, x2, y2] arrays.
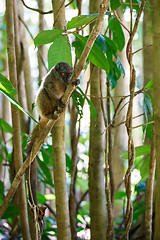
[[37, 0, 47, 82], [144, 124, 156, 240], [89, 2, 108, 238], [143, 2, 154, 239], [143, 0, 153, 86], [6, 0, 30, 239], [89, 65, 107, 240], [13, 0, 29, 133], [69, 103, 79, 240], [153, 0, 160, 238], [112, 10, 129, 219], [52, 1, 71, 239], [52, 114, 71, 240]]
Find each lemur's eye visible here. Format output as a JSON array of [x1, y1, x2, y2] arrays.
[[61, 73, 65, 76]]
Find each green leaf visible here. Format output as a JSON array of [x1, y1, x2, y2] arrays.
[[73, 33, 110, 72], [0, 118, 12, 133], [95, 34, 107, 53], [117, 56, 125, 76], [144, 93, 153, 122], [67, 12, 111, 30], [2, 202, 19, 219], [0, 181, 4, 198], [110, 0, 121, 10], [1, 91, 38, 124], [0, 73, 17, 95], [145, 78, 153, 90], [133, 201, 145, 222], [48, 35, 72, 69], [140, 156, 150, 180], [37, 192, 47, 204], [72, 90, 84, 120], [77, 86, 97, 121], [121, 145, 151, 159], [66, 154, 72, 174], [67, 14, 98, 30], [34, 29, 64, 47], [115, 191, 126, 199], [135, 182, 146, 192], [37, 159, 53, 186], [103, 35, 118, 53], [72, 41, 83, 59], [44, 194, 55, 201], [37, 193, 55, 204], [108, 17, 125, 51], [0, 74, 38, 124]]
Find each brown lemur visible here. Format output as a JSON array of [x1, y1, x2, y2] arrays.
[[25, 62, 80, 154]]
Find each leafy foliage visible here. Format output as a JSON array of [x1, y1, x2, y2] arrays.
[[73, 33, 110, 72], [0, 74, 38, 123], [48, 36, 72, 69], [110, 0, 121, 10], [121, 145, 151, 159], [34, 29, 64, 47], [108, 17, 125, 51]]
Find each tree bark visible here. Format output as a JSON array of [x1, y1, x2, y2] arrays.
[[143, 0, 153, 86], [13, 0, 29, 133], [52, 1, 71, 239], [112, 9, 129, 219], [153, 0, 160, 238], [89, 66, 107, 240], [89, 3, 107, 239]]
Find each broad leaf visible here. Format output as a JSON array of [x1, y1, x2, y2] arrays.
[[37, 192, 47, 204], [1, 91, 38, 124], [0, 118, 12, 133], [72, 90, 84, 120], [0, 74, 38, 124], [121, 145, 151, 159], [2, 202, 19, 219], [145, 78, 153, 90], [115, 191, 126, 199], [48, 35, 72, 69], [103, 35, 118, 53], [67, 12, 111, 30], [77, 86, 97, 121], [110, 0, 121, 10], [0, 73, 16, 95], [34, 29, 64, 47], [67, 14, 98, 30], [37, 158, 53, 187], [117, 56, 125, 76], [95, 34, 107, 53], [73, 33, 110, 72], [108, 17, 125, 51], [135, 182, 146, 193]]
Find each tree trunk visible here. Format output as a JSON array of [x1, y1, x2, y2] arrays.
[[37, 0, 47, 82], [153, 0, 160, 238], [89, 2, 107, 237], [112, 9, 129, 219], [143, 0, 153, 86], [13, 0, 29, 133], [89, 66, 107, 240], [52, 1, 71, 239]]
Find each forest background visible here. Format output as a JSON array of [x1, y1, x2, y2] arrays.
[[0, 0, 160, 240]]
